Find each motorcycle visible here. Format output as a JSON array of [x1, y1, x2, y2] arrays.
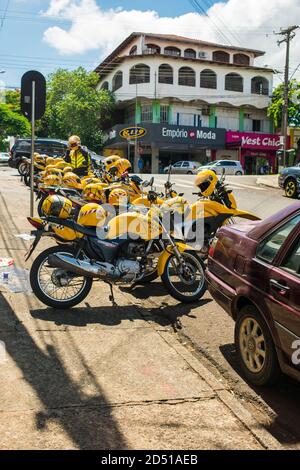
[[26, 196, 207, 309]]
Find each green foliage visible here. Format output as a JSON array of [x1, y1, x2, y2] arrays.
[[37, 67, 115, 152], [268, 80, 300, 129], [4, 89, 21, 114], [0, 103, 30, 148]]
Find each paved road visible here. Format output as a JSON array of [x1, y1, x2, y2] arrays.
[[1, 167, 299, 449], [140, 173, 300, 448]]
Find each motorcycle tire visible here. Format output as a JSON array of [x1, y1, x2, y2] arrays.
[[161, 250, 207, 303], [37, 197, 46, 217], [30, 245, 93, 309], [18, 162, 29, 177]]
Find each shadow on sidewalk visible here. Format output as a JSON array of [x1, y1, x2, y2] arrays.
[[219, 342, 300, 447], [30, 300, 212, 330], [0, 292, 127, 450]]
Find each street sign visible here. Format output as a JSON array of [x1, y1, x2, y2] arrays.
[[20, 71, 46, 217], [21, 70, 46, 121]]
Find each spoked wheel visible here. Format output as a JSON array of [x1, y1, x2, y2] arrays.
[[30, 246, 93, 309], [161, 250, 207, 303], [18, 162, 29, 177]]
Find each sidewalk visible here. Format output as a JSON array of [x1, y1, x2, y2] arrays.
[[0, 167, 281, 450], [256, 175, 280, 189]]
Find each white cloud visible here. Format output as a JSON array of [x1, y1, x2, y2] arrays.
[[42, 0, 300, 82]]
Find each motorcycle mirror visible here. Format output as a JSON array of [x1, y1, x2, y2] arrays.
[[149, 177, 154, 187]]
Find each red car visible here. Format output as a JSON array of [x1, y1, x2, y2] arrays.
[[206, 203, 300, 386]]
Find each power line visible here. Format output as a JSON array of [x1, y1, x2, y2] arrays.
[[0, 0, 10, 30]]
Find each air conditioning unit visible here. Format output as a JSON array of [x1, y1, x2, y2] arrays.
[[199, 51, 207, 59]]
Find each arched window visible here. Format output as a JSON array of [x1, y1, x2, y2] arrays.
[[184, 48, 196, 59], [251, 76, 269, 96], [100, 81, 109, 91], [213, 50, 230, 63], [145, 43, 160, 54], [200, 69, 217, 89], [233, 53, 250, 66], [179, 67, 196, 87], [112, 71, 123, 92], [225, 73, 243, 92], [164, 46, 181, 57], [129, 45, 137, 56], [158, 64, 173, 84], [129, 64, 150, 84]]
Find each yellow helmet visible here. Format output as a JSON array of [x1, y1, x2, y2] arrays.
[[81, 177, 101, 189], [77, 203, 106, 228], [83, 183, 106, 203], [42, 195, 73, 219], [194, 169, 218, 197], [103, 155, 121, 172], [46, 157, 55, 166], [68, 135, 81, 149], [63, 166, 73, 174], [63, 172, 82, 190], [108, 188, 129, 207], [110, 158, 132, 178], [46, 168, 64, 178], [41, 174, 62, 187], [55, 157, 65, 163], [55, 161, 68, 170]]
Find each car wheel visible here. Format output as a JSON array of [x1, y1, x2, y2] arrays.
[[187, 171, 193, 175], [234, 305, 280, 386], [235, 171, 242, 176], [284, 178, 298, 198]]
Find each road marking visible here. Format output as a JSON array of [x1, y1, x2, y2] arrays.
[[226, 182, 267, 191]]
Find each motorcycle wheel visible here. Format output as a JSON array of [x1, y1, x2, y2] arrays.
[[161, 250, 207, 303], [37, 197, 46, 217], [18, 162, 29, 177], [30, 245, 93, 309]]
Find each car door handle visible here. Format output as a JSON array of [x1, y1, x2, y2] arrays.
[[270, 279, 290, 294]]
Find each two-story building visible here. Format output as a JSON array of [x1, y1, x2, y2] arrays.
[[95, 32, 278, 174]]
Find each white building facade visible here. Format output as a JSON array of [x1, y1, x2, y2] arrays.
[[96, 33, 278, 174]]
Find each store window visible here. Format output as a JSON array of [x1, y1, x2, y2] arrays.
[[200, 69, 217, 89], [160, 105, 169, 123], [130, 64, 150, 84], [233, 53, 250, 66], [178, 67, 196, 87], [141, 104, 153, 122], [213, 50, 230, 63], [112, 71, 123, 92], [251, 76, 269, 96], [252, 119, 262, 132], [225, 73, 243, 92], [158, 64, 173, 84]]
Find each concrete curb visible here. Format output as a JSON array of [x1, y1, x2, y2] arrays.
[[159, 331, 282, 450]]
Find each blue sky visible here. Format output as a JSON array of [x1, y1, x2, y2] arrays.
[[0, 0, 299, 89], [0, 0, 217, 88]]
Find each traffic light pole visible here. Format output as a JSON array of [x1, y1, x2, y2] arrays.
[[30, 81, 35, 217]]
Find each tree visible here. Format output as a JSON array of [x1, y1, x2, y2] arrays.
[[268, 80, 300, 129], [4, 89, 21, 114], [37, 68, 115, 152], [0, 104, 30, 150]]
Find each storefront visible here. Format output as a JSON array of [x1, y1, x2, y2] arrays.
[[225, 131, 283, 175], [103, 123, 226, 173]]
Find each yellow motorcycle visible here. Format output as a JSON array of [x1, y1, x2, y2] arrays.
[[26, 194, 207, 308]]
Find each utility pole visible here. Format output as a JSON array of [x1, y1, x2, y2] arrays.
[[275, 26, 299, 167]]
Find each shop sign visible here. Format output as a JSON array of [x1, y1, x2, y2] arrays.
[[120, 126, 147, 140], [227, 131, 282, 150]]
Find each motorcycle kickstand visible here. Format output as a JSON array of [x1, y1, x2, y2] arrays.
[[105, 281, 117, 307]]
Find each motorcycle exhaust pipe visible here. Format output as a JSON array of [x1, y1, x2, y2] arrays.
[[48, 254, 111, 278]]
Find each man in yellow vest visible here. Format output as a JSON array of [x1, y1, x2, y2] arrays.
[[64, 135, 91, 177]]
